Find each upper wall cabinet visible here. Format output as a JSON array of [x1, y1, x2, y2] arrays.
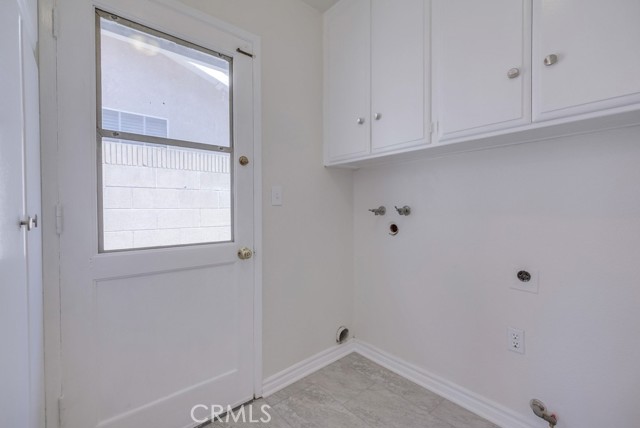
[[324, 0, 640, 167], [324, 0, 371, 162], [533, 0, 640, 121], [324, 0, 430, 166], [433, 0, 531, 141]]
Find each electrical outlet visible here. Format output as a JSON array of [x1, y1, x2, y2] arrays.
[[507, 327, 525, 354]]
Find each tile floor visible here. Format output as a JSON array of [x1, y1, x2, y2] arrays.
[[214, 353, 499, 428]]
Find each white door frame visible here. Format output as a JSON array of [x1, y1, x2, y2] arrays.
[[39, 1, 263, 426]]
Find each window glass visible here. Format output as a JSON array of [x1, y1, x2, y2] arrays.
[[101, 139, 232, 251], [100, 16, 231, 147], [97, 12, 233, 252]]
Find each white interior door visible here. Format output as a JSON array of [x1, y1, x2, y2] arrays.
[[0, 0, 44, 427], [54, 1, 257, 428]]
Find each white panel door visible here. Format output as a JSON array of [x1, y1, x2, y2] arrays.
[[325, 0, 371, 163], [55, 1, 257, 428], [371, 0, 429, 153], [533, 0, 640, 121], [0, 0, 44, 427], [433, 0, 531, 141]]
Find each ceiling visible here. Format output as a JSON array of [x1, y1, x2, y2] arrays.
[[299, 0, 339, 12]]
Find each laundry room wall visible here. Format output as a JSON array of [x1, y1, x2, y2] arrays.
[[180, 0, 355, 379], [353, 126, 640, 427]]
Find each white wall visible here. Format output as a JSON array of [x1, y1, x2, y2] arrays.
[[353, 126, 640, 427], [179, 0, 354, 378]]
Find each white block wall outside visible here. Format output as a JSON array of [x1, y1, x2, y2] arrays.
[[101, 141, 231, 250]]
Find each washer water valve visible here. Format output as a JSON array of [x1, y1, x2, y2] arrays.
[[530, 399, 557, 427], [394, 205, 411, 216], [368, 206, 386, 216]]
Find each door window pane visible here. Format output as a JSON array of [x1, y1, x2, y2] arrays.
[[97, 11, 234, 252], [99, 15, 231, 147], [101, 139, 232, 251]]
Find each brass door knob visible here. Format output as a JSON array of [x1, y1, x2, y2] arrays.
[[239, 156, 250, 166], [237, 247, 253, 260]]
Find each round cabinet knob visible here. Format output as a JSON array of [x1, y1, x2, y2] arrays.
[[356, 117, 365, 125], [374, 113, 382, 120], [544, 54, 559, 66], [237, 247, 253, 260], [507, 68, 520, 79]]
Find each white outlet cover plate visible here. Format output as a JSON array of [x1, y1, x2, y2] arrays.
[[507, 327, 525, 354], [510, 269, 539, 294]]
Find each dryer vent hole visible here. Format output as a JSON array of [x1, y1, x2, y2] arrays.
[[336, 326, 349, 344]]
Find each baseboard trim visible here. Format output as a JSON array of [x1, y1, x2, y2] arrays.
[[353, 340, 536, 428], [261, 341, 356, 398]]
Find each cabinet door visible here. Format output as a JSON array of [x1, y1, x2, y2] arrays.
[[433, 0, 531, 141], [533, 0, 640, 121], [371, 0, 429, 153], [324, 0, 371, 163]]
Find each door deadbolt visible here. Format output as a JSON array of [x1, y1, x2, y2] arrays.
[[238, 247, 253, 260], [239, 156, 250, 166]]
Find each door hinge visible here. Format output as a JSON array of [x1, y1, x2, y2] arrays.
[[57, 395, 65, 427], [55, 203, 63, 235], [52, 7, 59, 39]]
